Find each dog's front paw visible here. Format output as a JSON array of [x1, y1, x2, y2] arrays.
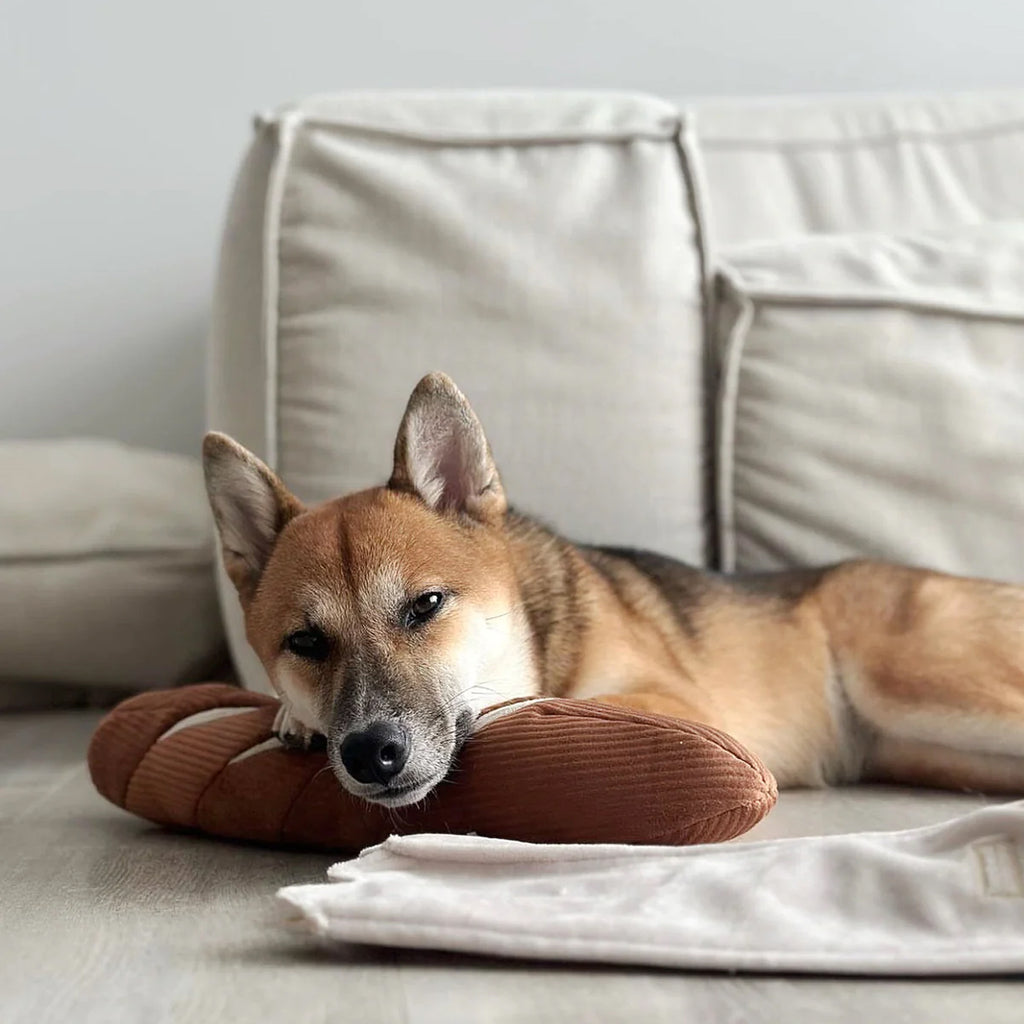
[[273, 704, 324, 751]]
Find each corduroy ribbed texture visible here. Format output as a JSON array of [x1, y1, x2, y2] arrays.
[[88, 685, 777, 850]]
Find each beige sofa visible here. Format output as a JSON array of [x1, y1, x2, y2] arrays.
[[210, 89, 1024, 706]]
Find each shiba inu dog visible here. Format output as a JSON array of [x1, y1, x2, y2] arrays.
[[204, 372, 1024, 807]]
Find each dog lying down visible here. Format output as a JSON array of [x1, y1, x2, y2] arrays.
[[203, 373, 1024, 808]]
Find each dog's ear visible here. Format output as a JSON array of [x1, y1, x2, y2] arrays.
[[202, 432, 304, 602], [389, 373, 507, 523]]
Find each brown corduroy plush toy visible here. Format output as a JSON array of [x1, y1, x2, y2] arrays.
[[88, 683, 777, 850]]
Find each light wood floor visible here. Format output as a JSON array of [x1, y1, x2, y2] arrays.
[[3, 710, 1021, 1024]]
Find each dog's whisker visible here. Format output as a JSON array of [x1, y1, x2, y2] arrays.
[[436, 680, 507, 715]]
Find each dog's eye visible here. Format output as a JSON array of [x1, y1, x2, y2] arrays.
[[284, 628, 330, 661], [405, 591, 444, 628]]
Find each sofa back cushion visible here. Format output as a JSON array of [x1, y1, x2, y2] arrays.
[[210, 92, 709, 690], [716, 223, 1024, 581], [692, 92, 1024, 248]]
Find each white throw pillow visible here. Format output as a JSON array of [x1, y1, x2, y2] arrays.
[[715, 224, 1024, 582]]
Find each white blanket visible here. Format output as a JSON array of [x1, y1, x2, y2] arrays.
[[278, 801, 1024, 974]]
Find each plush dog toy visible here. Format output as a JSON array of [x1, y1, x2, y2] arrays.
[[88, 684, 777, 850]]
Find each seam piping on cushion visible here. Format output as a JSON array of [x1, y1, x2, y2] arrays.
[[0, 549, 215, 566], [712, 267, 753, 574], [262, 110, 301, 471], [699, 113, 1024, 152], [254, 112, 680, 148], [731, 285, 1024, 321], [676, 112, 717, 569]]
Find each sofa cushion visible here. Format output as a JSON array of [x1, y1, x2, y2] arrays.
[[0, 440, 227, 707], [692, 92, 1024, 248], [715, 223, 1024, 580], [210, 91, 709, 691]]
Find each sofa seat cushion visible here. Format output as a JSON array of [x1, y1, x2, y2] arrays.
[[0, 440, 226, 707], [715, 223, 1024, 580]]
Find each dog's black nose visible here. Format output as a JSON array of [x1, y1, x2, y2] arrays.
[[339, 722, 410, 785]]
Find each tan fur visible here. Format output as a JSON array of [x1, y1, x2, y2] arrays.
[[205, 373, 1024, 804], [246, 487, 534, 717]]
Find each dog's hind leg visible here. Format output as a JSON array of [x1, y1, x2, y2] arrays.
[[815, 560, 1024, 791]]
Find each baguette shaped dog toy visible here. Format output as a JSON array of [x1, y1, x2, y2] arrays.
[[88, 684, 777, 849]]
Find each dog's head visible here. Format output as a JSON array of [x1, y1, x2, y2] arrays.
[[203, 373, 537, 806]]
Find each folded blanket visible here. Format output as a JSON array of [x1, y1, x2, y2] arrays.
[[278, 800, 1024, 974]]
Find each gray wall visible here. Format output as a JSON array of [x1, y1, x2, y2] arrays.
[[3, 0, 1021, 457]]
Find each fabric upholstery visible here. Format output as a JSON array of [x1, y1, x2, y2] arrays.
[[0, 440, 226, 707], [692, 91, 1024, 248], [208, 88, 1024, 691], [715, 224, 1024, 578], [210, 91, 710, 691]]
